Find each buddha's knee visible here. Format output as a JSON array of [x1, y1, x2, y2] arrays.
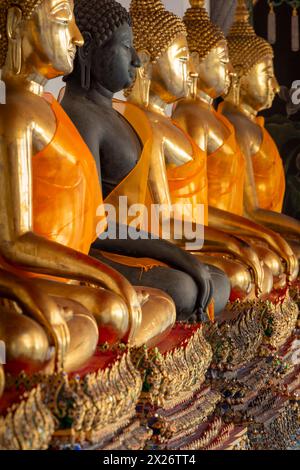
[[91, 290, 129, 344], [206, 265, 230, 315], [162, 270, 198, 321], [254, 245, 284, 278], [44, 284, 130, 346], [138, 267, 198, 321], [199, 256, 252, 298], [222, 259, 252, 298], [0, 308, 52, 375], [132, 287, 176, 349]]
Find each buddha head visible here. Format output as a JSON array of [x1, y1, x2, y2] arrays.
[[0, 0, 83, 81], [183, 0, 231, 100], [127, 0, 189, 105], [226, 0, 279, 112], [64, 0, 140, 93]]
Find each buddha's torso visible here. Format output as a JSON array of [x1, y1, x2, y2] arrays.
[[138, 105, 208, 224], [143, 108, 194, 167], [15, 92, 101, 255], [173, 99, 245, 215], [222, 108, 262, 156], [173, 98, 230, 154], [93, 102, 142, 200], [62, 93, 142, 200], [101, 110, 142, 199], [223, 107, 285, 213], [1, 89, 56, 152]]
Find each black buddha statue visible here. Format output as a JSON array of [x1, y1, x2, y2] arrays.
[[61, 0, 231, 320]]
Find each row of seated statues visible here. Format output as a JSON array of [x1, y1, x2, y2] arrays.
[[0, 0, 300, 446]]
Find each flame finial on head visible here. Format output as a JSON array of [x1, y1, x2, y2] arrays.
[[189, 0, 205, 7], [235, 0, 251, 22]]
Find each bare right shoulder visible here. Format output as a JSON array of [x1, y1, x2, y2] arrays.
[[0, 90, 57, 152]]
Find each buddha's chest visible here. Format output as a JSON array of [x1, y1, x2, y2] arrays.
[[100, 110, 142, 194], [206, 114, 230, 155], [250, 126, 264, 157], [149, 114, 193, 166]]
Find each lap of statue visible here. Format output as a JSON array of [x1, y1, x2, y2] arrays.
[[0, 293, 99, 375]]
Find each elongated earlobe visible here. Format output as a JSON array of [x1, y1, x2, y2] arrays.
[[137, 50, 151, 107], [78, 31, 93, 90], [6, 7, 23, 75]]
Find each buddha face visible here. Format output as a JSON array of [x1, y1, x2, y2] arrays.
[[90, 22, 141, 93], [21, 0, 83, 78], [150, 34, 190, 104], [194, 40, 231, 99], [239, 56, 279, 112]]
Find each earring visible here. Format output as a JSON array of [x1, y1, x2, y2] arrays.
[[11, 35, 21, 75], [78, 32, 92, 90], [79, 52, 91, 90], [189, 72, 198, 100], [138, 68, 150, 108], [230, 72, 240, 107]]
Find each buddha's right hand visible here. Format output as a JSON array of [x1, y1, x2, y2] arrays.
[[31, 291, 71, 371], [0, 270, 70, 372], [20, 287, 71, 372]]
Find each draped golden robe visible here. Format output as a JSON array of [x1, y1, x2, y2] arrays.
[[0, 93, 103, 279], [208, 106, 246, 216], [252, 117, 286, 213], [111, 99, 208, 227]]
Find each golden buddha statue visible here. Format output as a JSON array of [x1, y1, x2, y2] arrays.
[[172, 0, 298, 287], [0, 0, 176, 378], [221, 0, 300, 265], [124, 0, 269, 300]]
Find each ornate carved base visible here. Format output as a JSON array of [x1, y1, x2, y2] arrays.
[[248, 399, 299, 450], [290, 279, 300, 316], [3, 346, 142, 449], [131, 323, 213, 409], [204, 300, 265, 367], [51, 418, 152, 450], [131, 323, 219, 447], [261, 293, 298, 350], [101, 420, 153, 451], [181, 419, 250, 451], [212, 331, 300, 450], [204, 292, 298, 369], [0, 386, 55, 450], [141, 386, 221, 448]]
